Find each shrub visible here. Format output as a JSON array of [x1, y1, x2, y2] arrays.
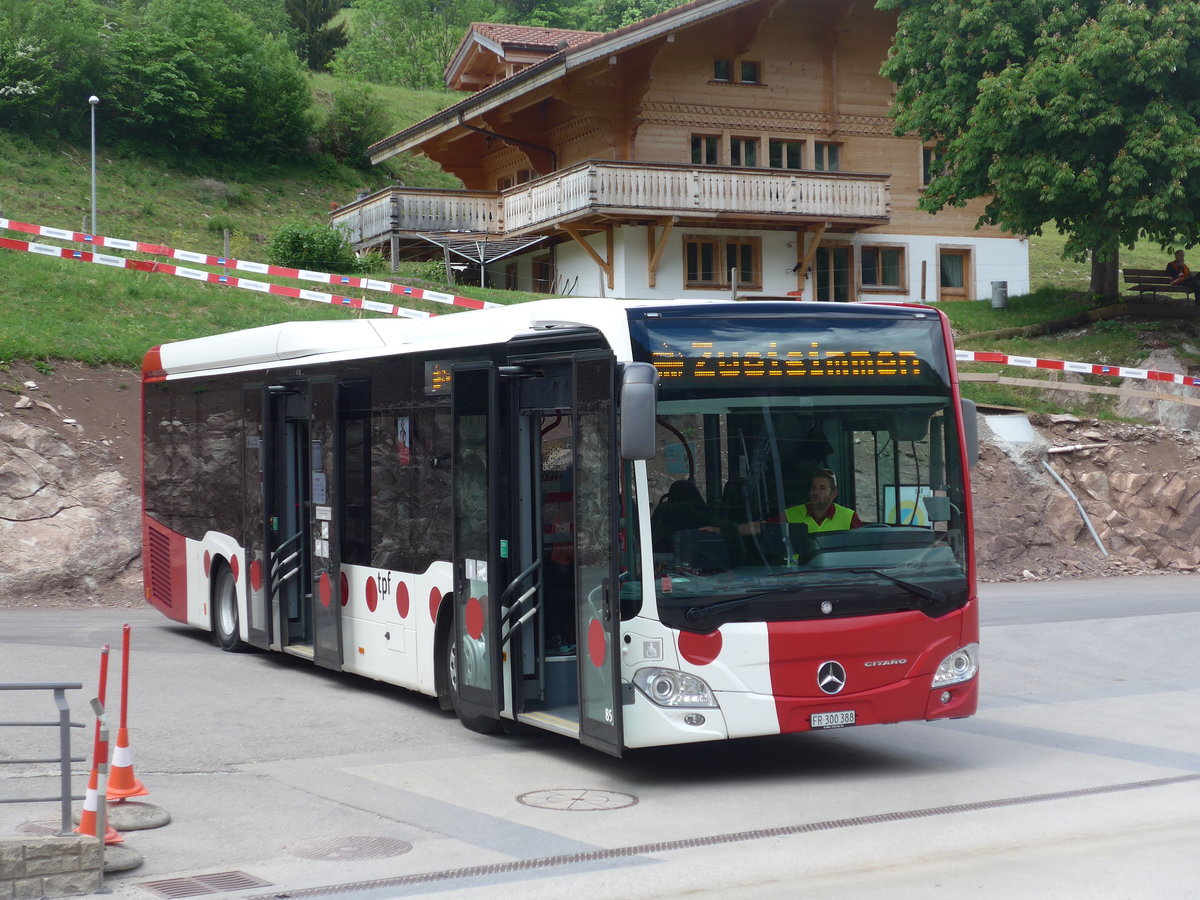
[[269, 221, 363, 273], [317, 82, 390, 170]]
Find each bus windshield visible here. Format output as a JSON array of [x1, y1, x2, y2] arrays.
[[630, 308, 970, 631]]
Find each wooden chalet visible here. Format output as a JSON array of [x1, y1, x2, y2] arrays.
[[332, 0, 1029, 302]]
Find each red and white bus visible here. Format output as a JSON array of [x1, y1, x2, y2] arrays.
[[141, 299, 979, 756]]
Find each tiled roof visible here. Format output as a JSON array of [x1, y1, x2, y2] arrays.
[[469, 23, 603, 51]]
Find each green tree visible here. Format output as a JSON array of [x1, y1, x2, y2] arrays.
[[879, 0, 1200, 297], [316, 81, 389, 168], [335, 0, 499, 89], [104, 0, 312, 158], [0, 0, 106, 139], [286, 0, 348, 70]]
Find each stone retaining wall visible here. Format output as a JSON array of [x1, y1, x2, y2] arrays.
[[0, 835, 101, 899]]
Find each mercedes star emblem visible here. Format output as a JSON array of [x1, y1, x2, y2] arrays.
[[817, 660, 847, 695]]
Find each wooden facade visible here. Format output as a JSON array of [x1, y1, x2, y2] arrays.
[[335, 0, 1028, 302]]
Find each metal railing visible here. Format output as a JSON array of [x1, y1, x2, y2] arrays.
[[0, 682, 85, 834]]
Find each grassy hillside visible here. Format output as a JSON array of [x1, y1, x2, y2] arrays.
[[2, 93, 1198, 410]]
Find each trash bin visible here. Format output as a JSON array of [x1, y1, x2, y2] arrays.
[[990, 280, 1008, 309]]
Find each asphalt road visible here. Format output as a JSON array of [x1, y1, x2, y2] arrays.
[[2, 574, 1198, 898]]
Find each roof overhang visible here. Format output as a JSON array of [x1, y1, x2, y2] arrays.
[[369, 0, 763, 165]]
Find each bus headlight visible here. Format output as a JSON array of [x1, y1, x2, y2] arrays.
[[633, 667, 717, 708], [932, 643, 979, 687]]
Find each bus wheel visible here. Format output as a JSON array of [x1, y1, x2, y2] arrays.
[[212, 562, 248, 652], [443, 623, 499, 734]]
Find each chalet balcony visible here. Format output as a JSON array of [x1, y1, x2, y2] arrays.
[[331, 160, 890, 254]]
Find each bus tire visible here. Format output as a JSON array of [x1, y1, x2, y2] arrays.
[[442, 621, 500, 734], [212, 562, 248, 652]]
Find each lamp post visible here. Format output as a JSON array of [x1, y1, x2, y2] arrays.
[[88, 95, 99, 235]]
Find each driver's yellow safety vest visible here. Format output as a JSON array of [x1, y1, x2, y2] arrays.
[[785, 503, 855, 532]]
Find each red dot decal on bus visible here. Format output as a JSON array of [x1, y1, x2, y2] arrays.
[[678, 629, 722, 666], [366, 577, 378, 613], [396, 582, 410, 619], [429, 587, 442, 622], [203, 551, 211, 577], [250, 559, 263, 592], [230, 556, 240, 581], [318, 572, 331, 609], [340, 571, 349, 607], [465, 597, 484, 640], [587, 619, 606, 668]]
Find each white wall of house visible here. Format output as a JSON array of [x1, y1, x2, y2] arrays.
[[525, 226, 1029, 304]]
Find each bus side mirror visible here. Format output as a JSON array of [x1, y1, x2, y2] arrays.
[[619, 362, 658, 460], [960, 398, 978, 468]]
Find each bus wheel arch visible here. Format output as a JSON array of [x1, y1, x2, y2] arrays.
[[210, 558, 248, 652]]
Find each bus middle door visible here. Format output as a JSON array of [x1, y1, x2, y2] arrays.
[[260, 379, 342, 666], [450, 364, 504, 724]]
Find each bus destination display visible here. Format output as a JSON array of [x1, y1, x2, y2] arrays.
[[424, 360, 453, 395], [651, 342, 923, 381]]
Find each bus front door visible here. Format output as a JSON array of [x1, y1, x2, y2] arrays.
[[571, 353, 623, 756], [450, 365, 504, 723], [512, 351, 623, 756]]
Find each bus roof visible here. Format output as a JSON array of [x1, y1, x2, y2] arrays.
[[148, 298, 695, 378], [148, 298, 941, 380]]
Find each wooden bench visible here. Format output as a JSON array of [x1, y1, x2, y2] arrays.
[[1122, 267, 1198, 303]]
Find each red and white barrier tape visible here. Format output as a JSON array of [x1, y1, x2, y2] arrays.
[[0, 216, 497, 312], [956, 350, 1200, 388], [0, 234, 434, 319]]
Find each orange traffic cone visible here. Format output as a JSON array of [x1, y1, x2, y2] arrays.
[[107, 625, 148, 801], [106, 726, 148, 801], [78, 754, 123, 844]]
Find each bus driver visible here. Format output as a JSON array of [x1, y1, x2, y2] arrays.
[[786, 468, 863, 532], [741, 469, 863, 535]]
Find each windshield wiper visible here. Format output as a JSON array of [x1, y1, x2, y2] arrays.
[[684, 586, 812, 623], [848, 568, 945, 608]]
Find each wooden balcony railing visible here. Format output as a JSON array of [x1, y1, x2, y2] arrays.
[[332, 160, 890, 250]]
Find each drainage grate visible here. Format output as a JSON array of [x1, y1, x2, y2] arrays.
[[137, 871, 272, 899], [247, 772, 1200, 899], [287, 835, 413, 861], [517, 788, 639, 811]]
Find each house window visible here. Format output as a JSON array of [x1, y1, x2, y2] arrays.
[[938, 248, 971, 301], [691, 134, 719, 165], [815, 246, 853, 301], [685, 237, 720, 285], [861, 246, 905, 290], [815, 142, 841, 172], [711, 59, 763, 85], [498, 176, 513, 190], [505, 261, 519, 290], [515, 169, 533, 185], [532, 254, 553, 293], [684, 235, 762, 290], [730, 137, 759, 167], [922, 146, 941, 187], [769, 139, 803, 170], [726, 238, 760, 288]]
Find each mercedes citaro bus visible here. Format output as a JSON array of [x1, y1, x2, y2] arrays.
[[141, 299, 979, 756]]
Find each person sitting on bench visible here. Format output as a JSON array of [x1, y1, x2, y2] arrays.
[[1166, 250, 1200, 299]]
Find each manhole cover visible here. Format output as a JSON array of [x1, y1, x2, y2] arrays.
[[517, 789, 639, 811], [287, 835, 413, 861]]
